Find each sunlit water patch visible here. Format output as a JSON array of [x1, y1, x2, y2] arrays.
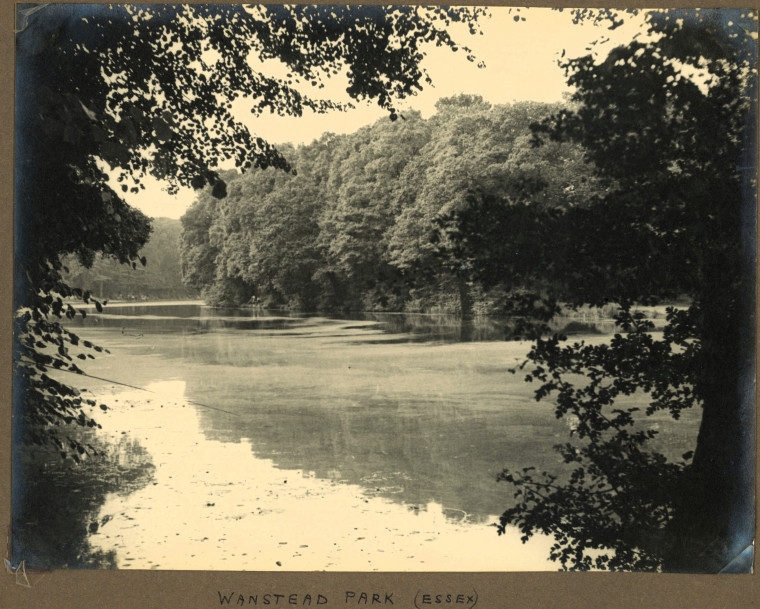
[[87, 380, 555, 570]]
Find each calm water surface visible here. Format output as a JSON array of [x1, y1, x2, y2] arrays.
[[34, 303, 699, 570]]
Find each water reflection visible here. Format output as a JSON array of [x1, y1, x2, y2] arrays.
[[189, 393, 570, 524], [84, 381, 556, 570], [12, 433, 154, 569], [67, 306, 303, 334], [46, 304, 698, 570], [66, 303, 621, 343]]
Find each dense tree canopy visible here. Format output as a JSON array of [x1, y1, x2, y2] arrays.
[[440, 9, 756, 571], [14, 3, 486, 459], [179, 98, 594, 314]]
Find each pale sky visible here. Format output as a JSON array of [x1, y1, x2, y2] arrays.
[[123, 7, 650, 219]]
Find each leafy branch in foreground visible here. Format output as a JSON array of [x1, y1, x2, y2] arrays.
[[442, 8, 755, 571], [14, 276, 114, 462], [496, 306, 698, 571], [15, 4, 486, 459]]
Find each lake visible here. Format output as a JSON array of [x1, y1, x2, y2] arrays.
[[14, 303, 701, 571]]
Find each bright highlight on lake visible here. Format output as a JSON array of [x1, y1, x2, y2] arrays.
[[15, 303, 700, 571]]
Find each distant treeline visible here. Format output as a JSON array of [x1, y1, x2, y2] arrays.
[[63, 217, 198, 301], [180, 95, 599, 314]]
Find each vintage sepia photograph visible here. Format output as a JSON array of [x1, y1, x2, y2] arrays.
[[10, 3, 757, 579]]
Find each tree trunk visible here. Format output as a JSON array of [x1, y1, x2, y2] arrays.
[[457, 275, 472, 317], [667, 81, 758, 573], [665, 262, 754, 572]]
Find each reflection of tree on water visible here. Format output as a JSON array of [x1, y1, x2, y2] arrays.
[[187, 387, 573, 525], [347, 311, 621, 344], [13, 432, 154, 569]]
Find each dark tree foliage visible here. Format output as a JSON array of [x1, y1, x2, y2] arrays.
[[180, 99, 594, 314], [439, 9, 756, 571], [14, 4, 486, 459], [494, 307, 699, 570], [182, 95, 598, 314]]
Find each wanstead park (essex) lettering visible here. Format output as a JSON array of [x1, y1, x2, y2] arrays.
[[217, 591, 394, 606]]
